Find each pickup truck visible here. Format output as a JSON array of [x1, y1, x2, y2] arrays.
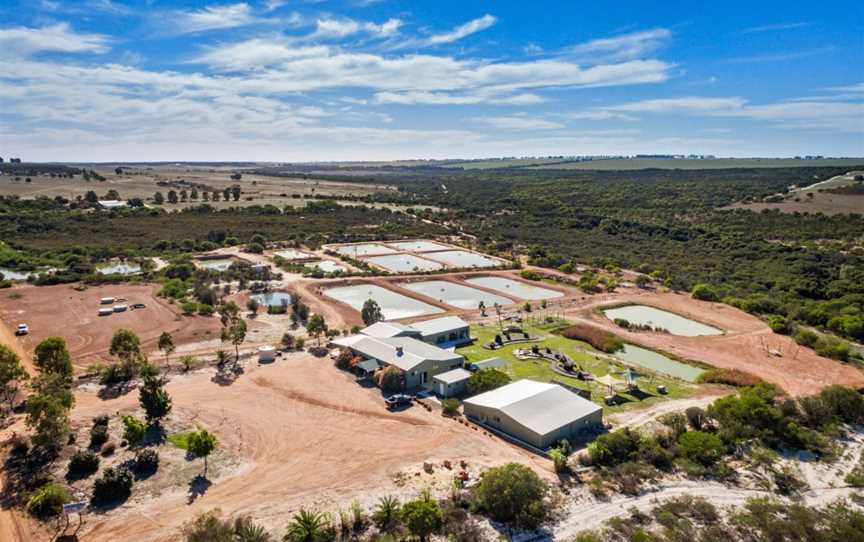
[[383, 394, 413, 410], [15, 324, 29, 336]]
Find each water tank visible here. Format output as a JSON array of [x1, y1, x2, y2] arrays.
[[258, 345, 276, 363]]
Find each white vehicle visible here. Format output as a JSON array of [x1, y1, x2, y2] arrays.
[[15, 324, 29, 336]]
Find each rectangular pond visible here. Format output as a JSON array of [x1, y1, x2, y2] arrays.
[[274, 249, 315, 261], [196, 258, 236, 271], [251, 292, 293, 307], [97, 262, 142, 275], [0, 267, 35, 281], [400, 280, 514, 310], [386, 240, 453, 253], [335, 244, 398, 257], [465, 277, 564, 300], [603, 305, 722, 337], [306, 260, 347, 273], [366, 254, 443, 273], [324, 284, 444, 320], [615, 344, 704, 382], [424, 250, 503, 269]]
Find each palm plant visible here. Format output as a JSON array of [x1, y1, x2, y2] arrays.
[[283, 509, 330, 542], [233, 515, 272, 542], [372, 495, 401, 532]]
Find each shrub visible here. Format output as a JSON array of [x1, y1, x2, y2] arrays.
[[90, 424, 109, 447], [467, 368, 510, 394], [92, 466, 134, 505], [550, 448, 568, 473], [698, 368, 762, 387], [691, 283, 719, 302], [473, 463, 548, 528], [677, 431, 725, 466], [441, 399, 459, 416], [559, 324, 623, 353], [375, 366, 404, 393], [519, 270, 541, 281], [26, 483, 70, 519], [133, 449, 159, 476], [400, 497, 443, 542], [121, 415, 147, 446], [767, 315, 791, 334], [67, 450, 100, 479]]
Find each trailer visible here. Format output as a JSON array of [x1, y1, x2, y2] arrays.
[[112, 305, 128, 313], [100, 297, 115, 305], [98, 308, 113, 317]]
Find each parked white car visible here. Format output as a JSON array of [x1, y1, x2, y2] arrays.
[[15, 324, 29, 336]]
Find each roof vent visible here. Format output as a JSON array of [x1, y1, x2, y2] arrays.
[[396, 346, 404, 356]]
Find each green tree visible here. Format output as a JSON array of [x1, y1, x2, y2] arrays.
[[467, 368, 511, 394], [221, 318, 248, 364], [122, 415, 148, 446], [139, 374, 172, 423], [372, 495, 401, 532], [361, 299, 383, 326], [691, 283, 719, 302], [306, 314, 328, 347], [188, 428, 218, 477], [474, 463, 548, 527], [158, 331, 175, 365], [33, 337, 73, 379], [283, 509, 331, 542], [0, 344, 28, 412], [25, 389, 71, 450], [678, 430, 725, 466], [153, 191, 165, 204], [110, 329, 142, 361], [400, 497, 443, 542], [26, 483, 70, 519]]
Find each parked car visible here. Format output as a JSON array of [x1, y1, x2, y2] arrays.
[[131, 303, 146, 309], [384, 394, 413, 410], [15, 324, 29, 336]]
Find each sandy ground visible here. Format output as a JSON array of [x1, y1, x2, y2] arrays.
[[0, 283, 223, 370], [723, 171, 864, 215], [50, 354, 543, 542]]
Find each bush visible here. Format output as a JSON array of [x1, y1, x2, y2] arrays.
[[767, 315, 791, 334], [677, 431, 725, 466], [559, 324, 623, 353], [467, 368, 511, 394], [90, 424, 109, 447], [473, 463, 548, 528], [26, 483, 70, 519], [441, 399, 459, 416], [698, 368, 762, 387], [92, 466, 134, 505], [691, 283, 719, 302], [133, 449, 159, 476], [67, 450, 100, 479], [375, 366, 404, 393]]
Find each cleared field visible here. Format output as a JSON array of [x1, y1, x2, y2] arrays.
[[0, 283, 222, 369], [723, 171, 864, 215], [526, 158, 864, 170], [58, 355, 542, 542]]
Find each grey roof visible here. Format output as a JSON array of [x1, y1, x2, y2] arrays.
[[345, 336, 462, 372], [433, 368, 472, 385], [411, 316, 469, 336], [98, 200, 126, 208], [465, 379, 602, 435], [355, 359, 381, 373], [361, 321, 421, 338]]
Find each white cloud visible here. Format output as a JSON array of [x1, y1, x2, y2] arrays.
[[263, 0, 287, 11], [472, 116, 564, 130], [426, 14, 497, 45], [742, 22, 810, 34], [0, 23, 109, 56], [374, 91, 544, 106], [564, 111, 636, 121], [564, 28, 671, 62], [173, 3, 257, 33], [606, 96, 746, 113], [310, 17, 402, 39]]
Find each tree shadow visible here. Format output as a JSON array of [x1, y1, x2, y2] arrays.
[[96, 382, 135, 401], [187, 474, 212, 504]]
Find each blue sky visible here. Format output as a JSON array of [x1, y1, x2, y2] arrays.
[[0, 0, 862, 161]]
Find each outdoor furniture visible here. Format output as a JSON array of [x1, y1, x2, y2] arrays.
[[657, 385, 668, 395]]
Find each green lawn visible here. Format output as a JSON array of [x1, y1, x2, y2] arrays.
[[457, 322, 698, 414], [167, 431, 194, 450]]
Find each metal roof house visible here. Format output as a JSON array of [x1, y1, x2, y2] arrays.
[[360, 316, 471, 348], [432, 368, 472, 397], [333, 334, 464, 390], [463, 379, 603, 450]]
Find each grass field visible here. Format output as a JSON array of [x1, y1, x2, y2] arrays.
[[457, 322, 697, 414]]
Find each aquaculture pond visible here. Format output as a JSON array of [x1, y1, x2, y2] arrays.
[[366, 254, 443, 273], [251, 292, 293, 307], [603, 305, 722, 337], [335, 243, 397, 257], [466, 277, 564, 300], [274, 249, 314, 260], [306, 260, 346, 273], [0, 268, 34, 280], [400, 280, 513, 310], [97, 262, 142, 275], [424, 250, 502, 268], [386, 240, 452, 252], [196, 258, 236, 271], [324, 284, 444, 320], [614, 344, 704, 382]]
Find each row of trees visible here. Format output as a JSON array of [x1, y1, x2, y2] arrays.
[[153, 186, 242, 205]]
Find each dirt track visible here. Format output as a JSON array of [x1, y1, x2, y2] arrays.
[[65, 355, 542, 541]]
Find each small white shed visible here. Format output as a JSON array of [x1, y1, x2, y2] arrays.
[[258, 345, 276, 363], [433, 368, 472, 398]]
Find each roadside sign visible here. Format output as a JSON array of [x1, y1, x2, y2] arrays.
[[63, 501, 87, 515]]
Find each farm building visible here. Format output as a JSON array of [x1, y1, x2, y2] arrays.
[[463, 379, 603, 450], [432, 368, 472, 397], [97, 200, 127, 209], [359, 316, 471, 347], [333, 334, 464, 390]]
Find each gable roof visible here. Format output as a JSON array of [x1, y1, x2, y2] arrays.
[[343, 335, 462, 372], [410, 316, 469, 336], [433, 368, 472, 385], [360, 321, 420, 338], [465, 379, 602, 435]]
